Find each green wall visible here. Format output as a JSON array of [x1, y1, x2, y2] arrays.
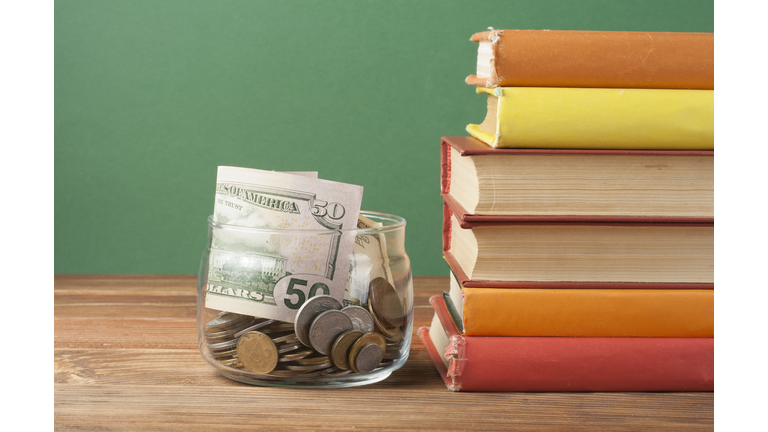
[[55, 0, 714, 275]]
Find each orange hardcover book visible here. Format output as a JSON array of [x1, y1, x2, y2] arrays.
[[467, 29, 714, 89], [420, 295, 714, 392], [445, 272, 713, 337]]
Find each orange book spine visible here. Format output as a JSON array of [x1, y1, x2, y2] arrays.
[[466, 29, 714, 89], [461, 288, 713, 337]]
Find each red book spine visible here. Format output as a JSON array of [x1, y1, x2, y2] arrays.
[[420, 296, 714, 392]]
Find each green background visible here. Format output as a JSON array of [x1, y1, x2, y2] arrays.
[[54, 0, 714, 275]]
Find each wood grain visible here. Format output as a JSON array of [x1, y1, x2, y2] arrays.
[[54, 275, 713, 431]]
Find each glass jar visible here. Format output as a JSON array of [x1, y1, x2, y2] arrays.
[[196, 211, 412, 388]]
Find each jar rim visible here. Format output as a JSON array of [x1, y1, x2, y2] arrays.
[[207, 210, 406, 235]]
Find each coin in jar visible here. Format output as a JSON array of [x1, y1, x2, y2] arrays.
[[368, 277, 405, 328], [279, 349, 314, 362], [368, 300, 402, 341], [236, 331, 278, 374], [233, 319, 275, 338], [341, 305, 375, 333], [308, 310, 353, 355], [353, 343, 384, 373], [285, 361, 333, 371], [294, 295, 342, 347], [347, 332, 387, 373], [205, 312, 254, 333], [330, 329, 364, 370]]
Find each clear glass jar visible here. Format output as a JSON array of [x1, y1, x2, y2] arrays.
[[196, 211, 412, 388]]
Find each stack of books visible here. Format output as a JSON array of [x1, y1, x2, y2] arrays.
[[419, 29, 714, 392]]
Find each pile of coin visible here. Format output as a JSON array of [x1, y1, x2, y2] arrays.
[[202, 277, 407, 378]]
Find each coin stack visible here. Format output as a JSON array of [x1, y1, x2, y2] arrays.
[[202, 277, 407, 378]]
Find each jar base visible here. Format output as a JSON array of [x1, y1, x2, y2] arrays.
[[218, 364, 399, 389]]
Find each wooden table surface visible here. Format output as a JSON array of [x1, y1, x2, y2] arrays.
[[55, 275, 714, 431]]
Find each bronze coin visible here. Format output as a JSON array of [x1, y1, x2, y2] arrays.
[[348, 332, 386, 373], [368, 301, 401, 339], [330, 329, 364, 370], [236, 331, 278, 374], [368, 277, 405, 328], [279, 349, 315, 362]]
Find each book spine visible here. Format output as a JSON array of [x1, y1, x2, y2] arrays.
[[461, 287, 713, 337], [468, 87, 714, 149], [423, 296, 714, 392], [440, 137, 451, 195], [459, 335, 714, 392], [466, 29, 714, 89]]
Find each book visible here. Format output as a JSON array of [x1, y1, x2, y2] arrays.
[[445, 272, 713, 337], [419, 295, 714, 392], [466, 29, 714, 89], [467, 86, 714, 149], [443, 200, 714, 287], [440, 136, 714, 220]]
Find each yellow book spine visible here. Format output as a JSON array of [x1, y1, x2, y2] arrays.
[[466, 87, 714, 149], [461, 288, 713, 337]]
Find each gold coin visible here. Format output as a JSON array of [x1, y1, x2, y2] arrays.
[[293, 355, 331, 366], [330, 329, 364, 370], [279, 349, 314, 362], [381, 325, 403, 343], [219, 357, 242, 367], [236, 331, 278, 374], [348, 332, 386, 373], [271, 333, 298, 344]]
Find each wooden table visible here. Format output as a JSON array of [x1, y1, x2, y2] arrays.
[[55, 276, 714, 431]]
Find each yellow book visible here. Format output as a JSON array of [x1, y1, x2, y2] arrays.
[[467, 87, 714, 149]]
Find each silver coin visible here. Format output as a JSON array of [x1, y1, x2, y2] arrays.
[[277, 342, 304, 354], [284, 362, 334, 371], [206, 318, 260, 340], [204, 313, 254, 334], [208, 338, 239, 351], [308, 310, 353, 355], [354, 343, 384, 373], [341, 305, 375, 333], [294, 295, 342, 347], [233, 319, 276, 338]]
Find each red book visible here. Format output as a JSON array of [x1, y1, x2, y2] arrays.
[[419, 295, 714, 392]]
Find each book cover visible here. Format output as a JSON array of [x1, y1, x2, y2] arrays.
[[466, 29, 714, 89], [419, 295, 715, 392], [467, 86, 714, 149], [443, 199, 715, 288], [440, 136, 714, 221], [445, 272, 713, 337]]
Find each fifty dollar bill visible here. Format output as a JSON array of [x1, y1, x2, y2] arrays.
[[205, 167, 363, 322]]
